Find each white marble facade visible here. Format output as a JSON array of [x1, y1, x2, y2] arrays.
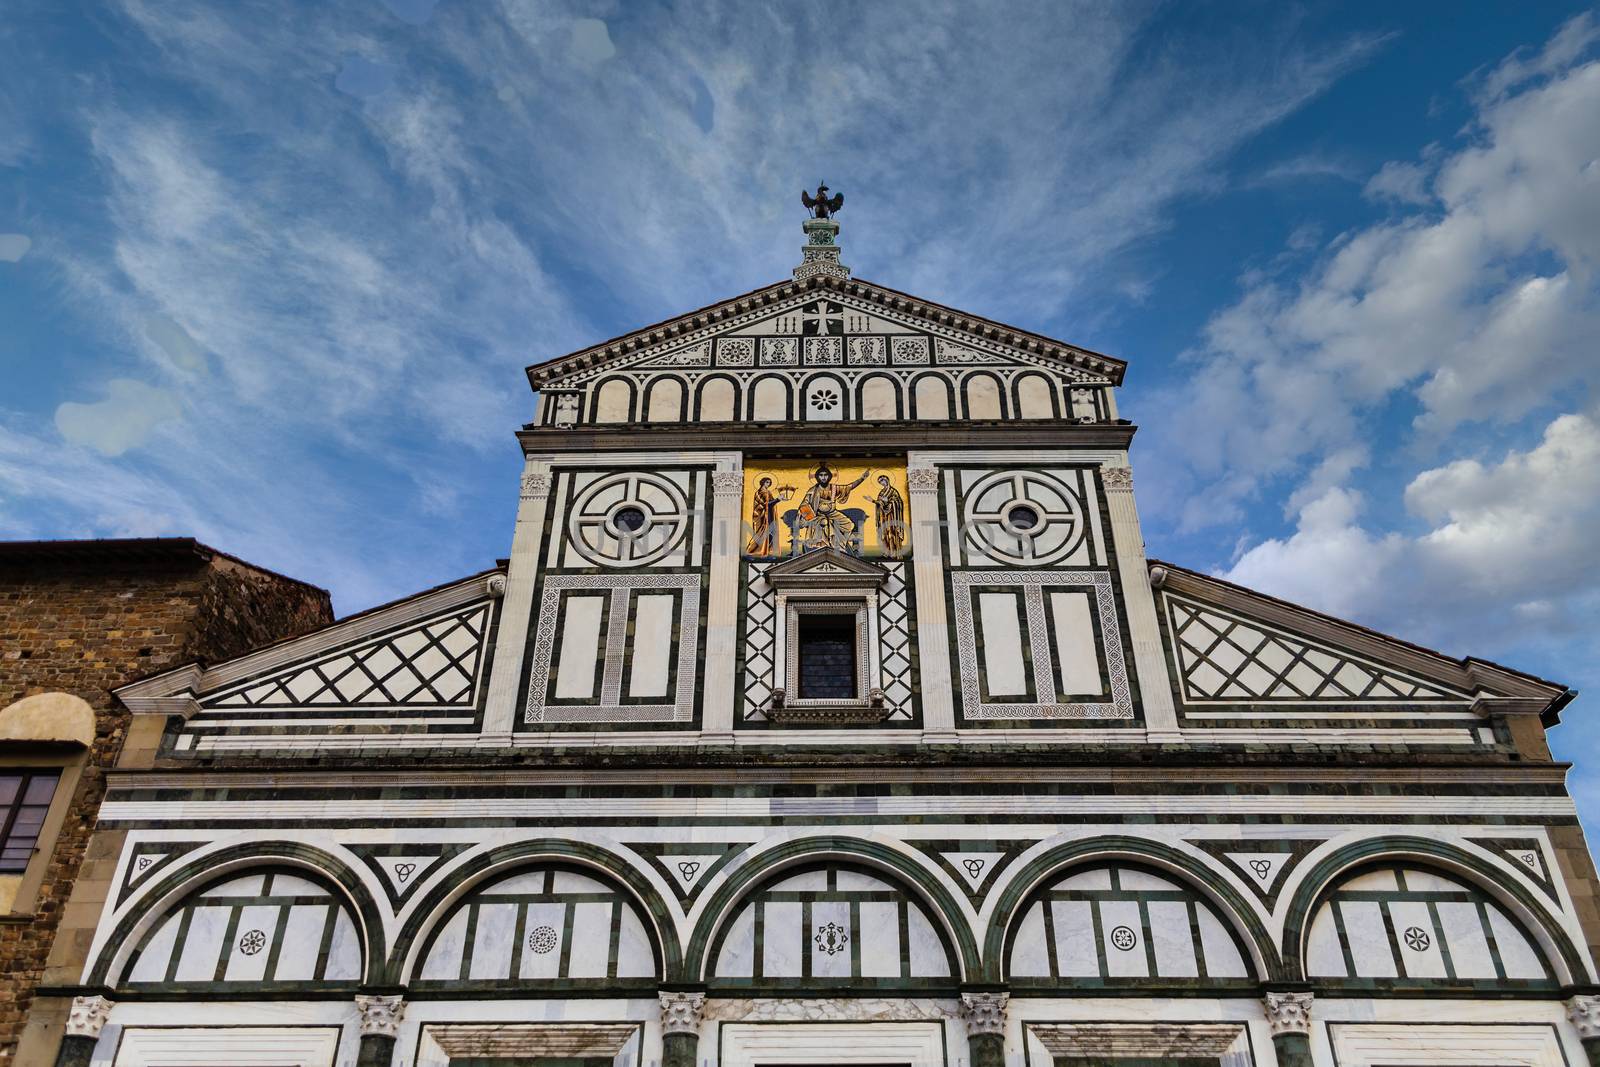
[[76, 268, 1596, 1065]]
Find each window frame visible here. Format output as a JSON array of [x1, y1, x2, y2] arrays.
[[0, 752, 84, 918], [778, 597, 876, 715], [0, 769, 62, 874]]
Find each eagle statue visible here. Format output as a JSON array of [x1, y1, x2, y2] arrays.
[[801, 182, 844, 219]]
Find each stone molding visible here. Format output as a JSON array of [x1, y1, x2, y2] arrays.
[[659, 991, 707, 1035], [1568, 995, 1600, 1040], [960, 992, 1009, 1036], [703, 997, 959, 1024], [356, 994, 406, 1038], [66, 995, 113, 1039], [1263, 991, 1313, 1037]]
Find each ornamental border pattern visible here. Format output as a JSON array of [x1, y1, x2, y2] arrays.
[[951, 570, 1133, 719], [524, 573, 702, 724]]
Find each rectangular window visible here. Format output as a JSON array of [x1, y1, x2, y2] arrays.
[[797, 614, 858, 699], [0, 772, 60, 873]]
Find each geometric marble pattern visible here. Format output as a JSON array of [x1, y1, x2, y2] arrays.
[[741, 563, 778, 719], [1166, 597, 1455, 703], [203, 604, 490, 709]]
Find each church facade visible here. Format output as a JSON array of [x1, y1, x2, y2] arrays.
[[34, 212, 1600, 1067]]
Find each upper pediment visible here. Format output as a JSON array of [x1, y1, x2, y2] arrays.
[[526, 275, 1126, 428]]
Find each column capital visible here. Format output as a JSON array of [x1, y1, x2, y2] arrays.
[[520, 471, 552, 500], [659, 990, 707, 1036], [1569, 995, 1600, 1040], [960, 991, 1009, 1036], [1263, 991, 1313, 1037], [355, 994, 406, 1039], [65, 995, 114, 1039], [907, 466, 940, 492], [711, 470, 744, 494], [1100, 465, 1133, 491]]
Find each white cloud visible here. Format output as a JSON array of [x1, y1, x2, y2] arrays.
[[1142, 15, 1600, 525], [1224, 413, 1600, 651], [1363, 160, 1431, 205], [53, 378, 182, 456], [0, 233, 29, 261], [569, 19, 616, 66]]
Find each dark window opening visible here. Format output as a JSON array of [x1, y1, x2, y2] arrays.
[[612, 506, 647, 533], [797, 614, 858, 699], [1007, 503, 1041, 531], [0, 772, 59, 873]]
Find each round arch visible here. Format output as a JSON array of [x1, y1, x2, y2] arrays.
[[685, 835, 979, 983], [88, 840, 385, 988], [693, 373, 741, 422], [1280, 835, 1587, 985], [982, 835, 1281, 983], [392, 838, 682, 985], [589, 376, 637, 423]]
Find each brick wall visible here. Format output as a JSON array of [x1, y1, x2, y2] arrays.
[[0, 544, 330, 1063]]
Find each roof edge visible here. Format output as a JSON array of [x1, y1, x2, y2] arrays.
[[524, 274, 1127, 389]]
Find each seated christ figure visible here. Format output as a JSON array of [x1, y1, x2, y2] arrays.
[[795, 463, 870, 552]]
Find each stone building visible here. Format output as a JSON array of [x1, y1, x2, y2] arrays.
[[35, 214, 1600, 1067], [0, 537, 331, 1065]]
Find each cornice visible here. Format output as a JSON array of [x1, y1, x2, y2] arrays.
[[518, 421, 1138, 455]]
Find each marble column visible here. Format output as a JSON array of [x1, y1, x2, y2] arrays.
[[961, 991, 1008, 1067], [1569, 996, 1600, 1066], [53, 995, 112, 1067], [355, 994, 405, 1067], [906, 463, 958, 740], [1264, 991, 1313, 1067], [700, 464, 745, 740], [660, 990, 706, 1067], [1099, 464, 1183, 742]]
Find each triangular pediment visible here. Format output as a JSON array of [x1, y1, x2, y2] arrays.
[[765, 546, 887, 580], [526, 276, 1126, 428], [530, 277, 1124, 388], [1150, 562, 1567, 716]]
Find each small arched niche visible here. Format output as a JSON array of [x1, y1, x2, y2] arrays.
[[1006, 863, 1253, 985], [1305, 863, 1553, 986], [415, 864, 659, 987], [121, 868, 363, 990], [710, 861, 956, 988]]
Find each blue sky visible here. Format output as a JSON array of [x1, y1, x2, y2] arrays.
[[3, 3, 1599, 811]]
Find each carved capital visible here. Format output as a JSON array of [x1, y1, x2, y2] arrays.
[[711, 470, 745, 494], [356, 994, 406, 1039], [520, 472, 551, 500], [66, 995, 113, 1039], [484, 574, 507, 598], [1263, 991, 1313, 1037], [659, 990, 706, 1036], [1100, 465, 1133, 491], [907, 467, 940, 493], [1569, 995, 1600, 1040], [960, 992, 1009, 1036]]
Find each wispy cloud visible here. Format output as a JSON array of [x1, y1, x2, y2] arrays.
[[0, 0, 1387, 611]]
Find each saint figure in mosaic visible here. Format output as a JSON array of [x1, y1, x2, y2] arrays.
[[874, 475, 906, 555], [796, 463, 870, 552], [745, 476, 782, 557]]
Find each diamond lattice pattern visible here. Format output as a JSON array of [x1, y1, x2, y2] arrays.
[[1169, 600, 1451, 702], [207, 605, 489, 708]]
